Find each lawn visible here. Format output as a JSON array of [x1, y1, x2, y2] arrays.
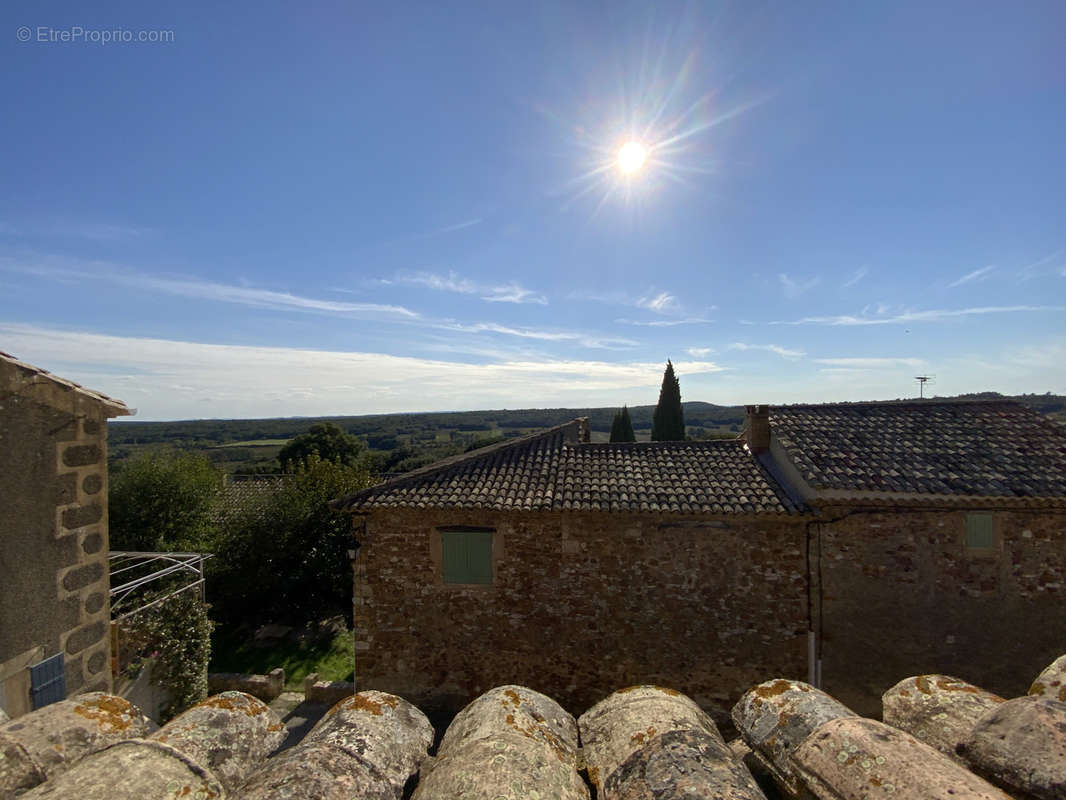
[[210, 623, 354, 689]]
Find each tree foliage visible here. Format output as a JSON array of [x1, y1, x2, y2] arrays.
[[209, 457, 374, 627], [278, 422, 365, 472], [609, 406, 636, 442], [110, 451, 220, 552], [651, 360, 686, 441]]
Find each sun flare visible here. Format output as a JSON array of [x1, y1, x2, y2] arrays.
[[617, 141, 647, 174]]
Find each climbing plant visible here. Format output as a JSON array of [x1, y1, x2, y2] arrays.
[[119, 590, 213, 721]]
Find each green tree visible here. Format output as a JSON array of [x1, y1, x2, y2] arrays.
[[278, 422, 365, 472], [651, 360, 686, 441], [609, 406, 636, 442], [209, 457, 374, 626], [110, 451, 220, 552]]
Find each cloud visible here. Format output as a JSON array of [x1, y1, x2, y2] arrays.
[[582, 289, 710, 321], [0, 220, 149, 241], [616, 317, 713, 327], [482, 284, 547, 304], [841, 267, 868, 288], [6, 260, 419, 319], [770, 305, 1062, 326], [778, 273, 820, 298], [0, 323, 722, 420], [1017, 250, 1065, 281], [728, 342, 805, 359], [686, 347, 714, 357], [442, 321, 637, 349], [393, 270, 547, 305], [432, 218, 482, 235], [813, 357, 925, 369], [637, 291, 680, 314], [947, 265, 995, 288]]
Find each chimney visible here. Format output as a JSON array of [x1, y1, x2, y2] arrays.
[[745, 405, 771, 453]]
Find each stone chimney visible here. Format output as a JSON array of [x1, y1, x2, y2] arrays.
[[745, 405, 771, 453]]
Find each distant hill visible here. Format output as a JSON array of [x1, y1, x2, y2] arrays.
[[107, 393, 1065, 475]]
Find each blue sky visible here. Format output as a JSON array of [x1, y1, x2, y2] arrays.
[[2, 1, 1064, 420]]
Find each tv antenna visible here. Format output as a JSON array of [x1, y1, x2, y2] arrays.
[[915, 375, 936, 398]]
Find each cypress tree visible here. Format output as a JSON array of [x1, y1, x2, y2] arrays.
[[651, 360, 685, 441], [610, 405, 636, 442]]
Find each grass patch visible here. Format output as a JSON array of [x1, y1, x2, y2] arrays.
[[210, 623, 354, 689], [214, 439, 292, 447]]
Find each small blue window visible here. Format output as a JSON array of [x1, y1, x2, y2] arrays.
[[440, 528, 494, 584], [30, 653, 66, 710]]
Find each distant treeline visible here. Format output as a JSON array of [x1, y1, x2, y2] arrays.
[[107, 401, 748, 446], [108, 392, 1065, 448], [107, 393, 1065, 477]]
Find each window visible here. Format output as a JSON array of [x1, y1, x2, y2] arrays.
[[440, 527, 494, 585], [965, 513, 997, 551]]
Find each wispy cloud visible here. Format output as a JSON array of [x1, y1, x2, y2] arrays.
[[779, 273, 820, 298], [0, 220, 150, 242], [1018, 250, 1065, 281], [728, 342, 805, 359], [637, 291, 680, 314], [615, 317, 713, 327], [580, 288, 712, 320], [770, 305, 1062, 326], [686, 347, 714, 357], [0, 323, 722, 420], [841, 267, 868, 288], [432, 218, 482, 235], [5, 260, 419, 319], [813, 357, 925, 369], [947, 265, 995, 288], [442, 321, 637, 349], [393, 270, 547, 305]]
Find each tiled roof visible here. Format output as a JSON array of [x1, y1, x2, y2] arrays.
[[212, 477, 293, 522], [0, 350, 131, 417], [770, 400, 1066, 498], [556, 441, 800, 513], [333, 419, 801, 514]]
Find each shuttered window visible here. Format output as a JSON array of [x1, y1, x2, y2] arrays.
[[966, 513, 997, 550], [441, 528, 494, 585], [29, 653, 66, 710]]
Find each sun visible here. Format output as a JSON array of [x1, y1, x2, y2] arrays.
[[617, 141, 647, 175]]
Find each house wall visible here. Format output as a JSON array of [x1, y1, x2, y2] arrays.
[[353, 508, 809, 724], [817, 507, 1066, 716], [0, 395, 113, 716]]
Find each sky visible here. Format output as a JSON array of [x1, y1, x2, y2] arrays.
[[2, 1, 1064, 421]]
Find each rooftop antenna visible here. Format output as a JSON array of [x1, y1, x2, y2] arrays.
[[915, 375, 936, 398]]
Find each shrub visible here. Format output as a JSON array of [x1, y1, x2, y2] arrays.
[[209, 457, 374, 627]]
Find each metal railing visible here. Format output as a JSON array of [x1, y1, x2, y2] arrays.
[[108, 551, 213, 622]]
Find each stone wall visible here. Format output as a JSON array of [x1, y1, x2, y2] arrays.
[[0, 394, 113, 716], [353, 508, 809, 723], [817, 507, 1066, 716]]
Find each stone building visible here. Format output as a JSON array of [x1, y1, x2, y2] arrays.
[[0, 352, 131, 718], [334, 400, 1066, 720], [756, 400, 1066, 715]]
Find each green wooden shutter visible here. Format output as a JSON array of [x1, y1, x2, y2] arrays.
[[441, 530, 493, 584], [966, 513, 996, 549], [465, 531, 493, 584]]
